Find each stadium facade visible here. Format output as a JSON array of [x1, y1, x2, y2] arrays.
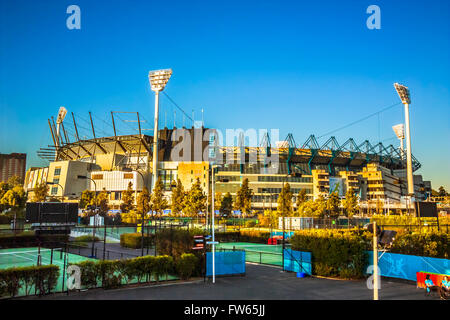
[[24, 112, 432, 213]]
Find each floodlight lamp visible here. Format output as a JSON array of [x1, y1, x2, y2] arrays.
[[392, 124, 405, 139], [148, 69, 173, 92], [56, 106, 68, 124], [394, 83, 411, 104]]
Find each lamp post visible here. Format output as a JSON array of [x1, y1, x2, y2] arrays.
[[78, 175, 97, 258], [211, 164, 229, 283], [280, 172, 302, 271], [123, 168, 147, 256], [394, 83, 414, 204], [48, 181, 64, 201], [148, 69, 172, 193]]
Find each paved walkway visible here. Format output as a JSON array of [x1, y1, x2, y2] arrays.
[[27, 263, 435, 300]]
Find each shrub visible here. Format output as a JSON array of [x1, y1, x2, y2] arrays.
[[156, 229, 194, 258], [72, 235, 100, 246], [120, 233, 154, 249], [245, 220, 257, 228], [0, 233, 69, 248], [153, 255, 174, 282], [239, 230, 270, 243], [0, 265, 59, 298], [71, 254, 176, 289], [176, 253, 198, 280], [390, 231, 448, 259], [290, 229, 369, 279]]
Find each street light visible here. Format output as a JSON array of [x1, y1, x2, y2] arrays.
[[211, 164, 229, 284], [394, 83, 414, 201], [148, 69, 172, 193], [77, 175, 98, 258], [281, 172, 302, 271], [122, 167, 147, 256], [48, 181, 64, 201]]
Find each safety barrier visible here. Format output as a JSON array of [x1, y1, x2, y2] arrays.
[[283, 249, 312, 275], [367, 251, 450, 281], [206, 250, 246, 277]]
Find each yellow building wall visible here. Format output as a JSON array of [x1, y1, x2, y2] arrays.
[[177, 162, 209, 192]]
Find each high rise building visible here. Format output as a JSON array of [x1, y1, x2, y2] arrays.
[[0, 153, 27, 183]]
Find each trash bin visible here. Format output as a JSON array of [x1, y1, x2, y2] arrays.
[[297, 272, 306, 278]]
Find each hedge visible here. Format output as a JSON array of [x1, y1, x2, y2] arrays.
[[71, 255, 176, 289], [0, 233, 69, 248], [176, 254, 198, 280], [120, 233, 155, 249], [0, 265, 59, 298], [390, 231, 449, 259], [213, 230, 270, 244], [290, 229, 369, 279]]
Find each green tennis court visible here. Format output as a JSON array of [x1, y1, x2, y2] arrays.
[[0, 247, 94, 296], [216, 242, 286, 266], [0, 247, 179, 297]]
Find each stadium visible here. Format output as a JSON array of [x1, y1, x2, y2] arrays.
[[24, 107, 431, 213]]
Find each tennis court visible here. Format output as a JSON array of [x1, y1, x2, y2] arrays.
[[216, 242, 287, 266], [0, 247, 94, 296]]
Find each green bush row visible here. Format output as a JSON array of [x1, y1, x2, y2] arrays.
[[290, 229, 370, 279], [71, 254, 198, 289], [0, 265, 59, 298], [120, 233, 155, 249], [213, 230, 270, 244], [390, 231, 449, 259], [73, 235, 100, 243], [0, 233, 69, 248]]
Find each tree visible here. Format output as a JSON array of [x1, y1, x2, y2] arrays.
[[277, 182, 294, 218], [214, 192, 222, 211], [257, 209, 276, 228], [0, 185, 27, 214], [219, 192, 233, 217], [314, 195, 327, 218], [7, 175, 23, 187], [97, 188, 109, 214], [137, 187, 151, 218], [327, 191, 341, 218], [183, 178, 206, 217], [121, 182, 135, 213], [151, 177, 168, 215], [171, 179, 185, 216], [438, 186, 448, 197], [342, 189, 359, 218], [33, 182, 49, 202], [295, 189, 308, 212], [79, 189, 96, 209], [234, 178, 253, 217]]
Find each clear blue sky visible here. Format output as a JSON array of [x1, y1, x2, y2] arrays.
[[0, 0, 449, 190]]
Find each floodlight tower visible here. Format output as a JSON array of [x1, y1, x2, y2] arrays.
[[392, 123, 405, 159], [55, 107, 68, 161], [394, 83, 414, 198], [148, 69, 172, 191]]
